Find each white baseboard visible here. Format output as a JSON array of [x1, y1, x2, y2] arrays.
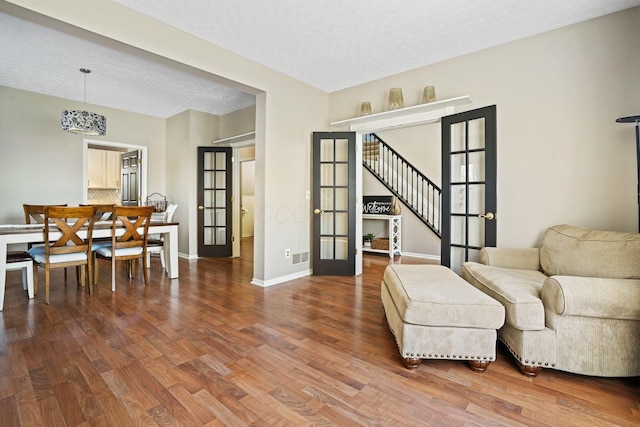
[[181, 252, 198, 260], [251, 269, 312, 287], [399, 251, 441, 261]]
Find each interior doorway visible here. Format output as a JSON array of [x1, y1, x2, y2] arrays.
[[236, 146, 255, 259], [210, 138, 255, 260], [82, 139, 148, 206], [240, 159, 255, 239]]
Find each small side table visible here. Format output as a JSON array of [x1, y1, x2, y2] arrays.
[[363, 214, 402, 258]]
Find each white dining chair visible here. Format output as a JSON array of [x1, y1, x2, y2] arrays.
[[1, 251, 34, 311], [147, 203, 177, 270]]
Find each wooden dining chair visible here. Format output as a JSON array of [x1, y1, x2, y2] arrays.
[[81, 204, 116, 284], [94, 205, 153, 292], [23, 203, 77, 281], [81, 203, 115, 221], [30, 205, 97, 304], [146, 203, 178, 270], [23, 204, 72, 224]]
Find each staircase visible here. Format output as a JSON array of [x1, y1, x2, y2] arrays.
[[362, 133, 441, 237]]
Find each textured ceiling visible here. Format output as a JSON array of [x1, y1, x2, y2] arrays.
[[1, 0, 639, 118], [0, 11, 256, 118], [113, 0, 640, 92]]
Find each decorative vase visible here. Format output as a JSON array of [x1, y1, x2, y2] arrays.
[[391, 196, 402, 214], [422, 85, 436, 103], [388, 88, 404, 110], [360, 101, 372, 116]]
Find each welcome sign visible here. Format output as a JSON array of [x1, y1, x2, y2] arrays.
[[363, 196, 393, 214]]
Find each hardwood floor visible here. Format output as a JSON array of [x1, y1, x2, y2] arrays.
[[0, 243, 638, 426]]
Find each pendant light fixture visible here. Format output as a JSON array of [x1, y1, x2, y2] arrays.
[[61, 68, 106, 136]]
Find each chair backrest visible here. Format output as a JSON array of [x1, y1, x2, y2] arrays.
[[111, 206, 154, 251], [81, 204, 115, 221], [43, 205, 97, 259], [164, 204, 178, 222], [23, 204, 67, 224]]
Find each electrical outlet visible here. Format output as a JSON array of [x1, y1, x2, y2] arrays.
[[285, 248, 291, 258]]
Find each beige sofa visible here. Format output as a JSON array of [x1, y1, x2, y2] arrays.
[[461, 224, 640, 377]]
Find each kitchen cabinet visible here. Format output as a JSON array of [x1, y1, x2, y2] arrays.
[[88, 148, 121, 189]]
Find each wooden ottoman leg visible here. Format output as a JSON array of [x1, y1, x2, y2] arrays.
[[516, 361, 543, 377], [402, 357, 422, 369], [469, 360, 491, 373]]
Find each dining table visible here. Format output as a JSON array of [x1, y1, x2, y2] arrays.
[[0, 220, 179, 300]]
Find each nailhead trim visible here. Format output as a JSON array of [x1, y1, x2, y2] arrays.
[[391, 326, 497, 362], [499, 337, 554, 367], [402, 352, 495, 361]]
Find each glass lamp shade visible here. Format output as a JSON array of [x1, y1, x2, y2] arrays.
[[61, 109, 106, 136]]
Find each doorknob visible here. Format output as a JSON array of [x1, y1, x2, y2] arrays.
[[313, 208, 323, 214], [198, 205, 204, 210], [478, 212, 495, 220]]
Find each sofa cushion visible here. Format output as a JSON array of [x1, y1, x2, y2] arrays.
[[540, 224, 640, 279], [542, 276, 640, 320], [461, 262, 547, 331], [480, 247, 541, 271]]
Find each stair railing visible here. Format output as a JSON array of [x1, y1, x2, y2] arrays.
[[362, 133, 441, 236]]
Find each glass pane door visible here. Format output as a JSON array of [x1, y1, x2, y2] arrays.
[[442, 106, 497, 273], [198, 147, 232, 257], [312, 132, 356, 275]]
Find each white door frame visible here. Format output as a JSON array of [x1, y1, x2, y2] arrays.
[[227, 140, 255, 258], [82, 139, 148, 205]]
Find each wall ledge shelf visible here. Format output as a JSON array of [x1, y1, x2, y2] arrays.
[[212, 131, 255, 145], [331, 95, 472, 133]]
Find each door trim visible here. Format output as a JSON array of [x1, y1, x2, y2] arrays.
[[212, 139, 256, 258], [82, 139, 147, 204]]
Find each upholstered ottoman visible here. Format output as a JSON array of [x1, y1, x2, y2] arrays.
[[381, 264, 505, 371]]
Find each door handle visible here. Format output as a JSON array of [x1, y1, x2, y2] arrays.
[[478, 212, 495, 220], [313, 208, 323, 214], [198, 205, 204, 210]]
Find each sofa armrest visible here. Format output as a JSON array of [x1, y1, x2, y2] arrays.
[[542, 276, 640, 320], [479, 247, 541, 271]]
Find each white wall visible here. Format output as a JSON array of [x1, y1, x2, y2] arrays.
[[330, 7, 640, 249]]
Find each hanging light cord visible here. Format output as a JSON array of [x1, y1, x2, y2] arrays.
[[80, 68, 90, 104]]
